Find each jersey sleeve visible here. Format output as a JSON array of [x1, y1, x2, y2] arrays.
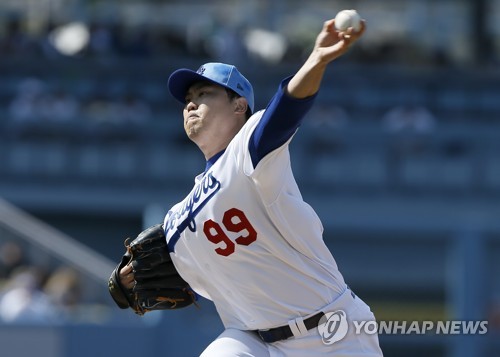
[[227, 77, 318, 206], [248, 76, 317, 169]]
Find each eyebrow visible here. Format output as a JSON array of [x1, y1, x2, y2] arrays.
[[188, 82, 215, 92], [185, 82, 218, 100]]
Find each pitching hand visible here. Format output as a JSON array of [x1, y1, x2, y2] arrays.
[[313, 18, 366, 64]]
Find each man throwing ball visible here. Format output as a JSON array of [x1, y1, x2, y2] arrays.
[[115, 14, 383, 356]]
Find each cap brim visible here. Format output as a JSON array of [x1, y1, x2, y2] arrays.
[[168, 69, 217, 105]]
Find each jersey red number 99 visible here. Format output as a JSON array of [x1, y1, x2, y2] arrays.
[[203, 208, 257, 257]]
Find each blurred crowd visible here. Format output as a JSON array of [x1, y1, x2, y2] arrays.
[[0, 15, 257, 62], [0, 13, 476, 127], [0, 11, 493, 166], [0, 16, 184, 59], [0, 240, 84, 324], [0, 13, 453, 66], [7, 77, 152, 125]]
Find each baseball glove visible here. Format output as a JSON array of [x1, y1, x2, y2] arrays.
[[108, 223, 196, 315]]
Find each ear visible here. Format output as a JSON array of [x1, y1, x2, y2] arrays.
[[233, 97, 248, 115]]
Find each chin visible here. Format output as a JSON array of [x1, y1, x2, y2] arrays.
[[185, 127, 199, 139]]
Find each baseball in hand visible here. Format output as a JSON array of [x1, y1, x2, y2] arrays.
[[334, 9, 362, 32]]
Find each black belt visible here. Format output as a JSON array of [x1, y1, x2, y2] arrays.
[[255, 288, 356, 343], [255, 312, 325, 343]]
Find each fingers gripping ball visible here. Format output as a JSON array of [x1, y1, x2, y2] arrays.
[[334, 9, 362, 32], [108, 223, 197, 315]]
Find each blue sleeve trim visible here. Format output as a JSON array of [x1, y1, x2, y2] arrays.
[[249, 76, 317, 168]]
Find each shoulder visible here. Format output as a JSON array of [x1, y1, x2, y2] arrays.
[[247, 109, 265, 127], [233, 109, 266, 142]]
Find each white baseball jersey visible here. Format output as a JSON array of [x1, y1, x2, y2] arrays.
[[163, 110, 346, 331]]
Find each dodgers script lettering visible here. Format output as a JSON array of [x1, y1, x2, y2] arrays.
[[165, 172, 221, 252]]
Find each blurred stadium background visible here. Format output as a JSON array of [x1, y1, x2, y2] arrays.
[[0, 0, 499, 356]]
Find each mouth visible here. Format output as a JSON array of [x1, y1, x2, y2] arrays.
[[186, 113, 199, 124]]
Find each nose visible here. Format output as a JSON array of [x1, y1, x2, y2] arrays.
[[186, 101, 197, 111]]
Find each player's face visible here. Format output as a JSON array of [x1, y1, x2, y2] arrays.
[[183, 82, 240, 141]]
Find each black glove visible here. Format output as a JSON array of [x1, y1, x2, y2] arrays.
[[108, 223, 196, 315]]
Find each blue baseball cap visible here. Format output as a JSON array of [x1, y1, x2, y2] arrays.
[[168, 62, 254, 113]]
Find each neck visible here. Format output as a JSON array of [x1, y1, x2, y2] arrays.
[[195, 122, 245, 160], [198, 137, 232, 161]]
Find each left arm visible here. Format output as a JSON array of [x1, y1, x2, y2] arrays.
[[249, 18, 366, 168]]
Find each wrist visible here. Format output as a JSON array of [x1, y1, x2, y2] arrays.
[[307, 49, 330, 68]]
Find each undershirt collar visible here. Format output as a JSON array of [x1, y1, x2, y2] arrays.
[[205, 149, 225, 172]]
